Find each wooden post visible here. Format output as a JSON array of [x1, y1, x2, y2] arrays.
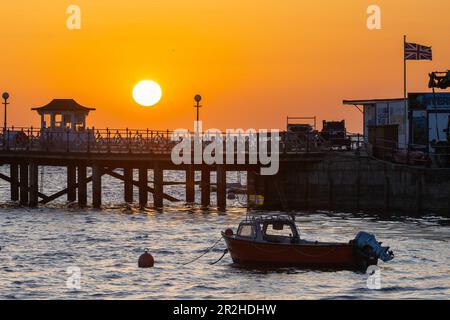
[[19, 163, 29, 206], [154, 164, 163, 208], [216, 166, 226, 211], [67, 165, 77, 202], [138, 167, 148, 207], [10, 163, 19, 201], [186, 166, 195, 203], [78, 165, 87, 208], [124, 168, 134, 203], [92, 164, 102, 208], [201, 168, 210, 207], [29, 162, 39, 207]]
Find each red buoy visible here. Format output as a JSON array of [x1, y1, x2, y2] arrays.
[[138, 249, 154, 268], [225, 228, 234, 236]]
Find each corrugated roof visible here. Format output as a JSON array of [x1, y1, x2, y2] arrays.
[[32, 99, 95, 112], [343, 98, 406, 105]]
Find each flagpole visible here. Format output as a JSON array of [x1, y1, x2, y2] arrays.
[[403, 35, 408, 150], [404, 35, 407, 101]]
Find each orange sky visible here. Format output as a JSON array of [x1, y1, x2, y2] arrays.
[[1, 0, 449, 133]]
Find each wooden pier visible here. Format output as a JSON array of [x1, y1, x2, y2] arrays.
[[2, 124, 449, 215], [0, 158, 263, 210], [0, 123, 370, 211], [0, 127, 291, 210], [6, 99, 446, 215]]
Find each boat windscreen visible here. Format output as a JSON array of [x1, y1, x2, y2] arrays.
[[237, 224, 254, 238], [263, 223, 298, 243]]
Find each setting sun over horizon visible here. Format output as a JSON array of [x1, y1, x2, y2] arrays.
[[133, 80, 163, 107]]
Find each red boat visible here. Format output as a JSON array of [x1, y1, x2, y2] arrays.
[[222, 215, 394, 271]]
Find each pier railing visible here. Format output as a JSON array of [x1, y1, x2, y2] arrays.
[[1, 127, 180, 154], [0, 127, 365, 155]]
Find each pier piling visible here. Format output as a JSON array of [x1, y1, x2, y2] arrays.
[[92, 164, 102, 208], [153, 164, 163, 208], [19, 163, 29, 206], [124, 168, 133, 203], [78, 165, 87, 207], [138, 167, 148, 207], [201, 168, 211, 207], [216, 166, 226, 210], [186, 167, 195, 203], [29, 162, 39, 207], [10, 163, 19, 201], [67, 165, 77, 202]]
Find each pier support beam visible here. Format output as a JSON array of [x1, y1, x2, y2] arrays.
[[154, 164, 164, 208], [216, 166, 227, 211], [92, 164, 102, 208], [78, 165, 87, 208], [29, 162, 39, 207], [124, 168, 133, 203], [67, 165, 77, 202], [10, 163, 19, 201], [186, 167, 195, 203], [19, 163, 29, 206], [201, 168, 210, 208], [138, 167, 148, 207]]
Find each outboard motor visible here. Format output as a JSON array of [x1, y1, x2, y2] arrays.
[[354, 232, 394, 262]]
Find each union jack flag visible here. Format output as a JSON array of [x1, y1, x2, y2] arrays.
[[404, 42, 432, 60]]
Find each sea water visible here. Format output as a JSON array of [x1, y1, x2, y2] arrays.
[[0, 166, 449, 299]]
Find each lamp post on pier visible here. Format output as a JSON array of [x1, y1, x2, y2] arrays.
[[194, 94, 202, 123], [2, 92, 10, 133]]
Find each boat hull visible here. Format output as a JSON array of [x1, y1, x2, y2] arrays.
[[223, 234, 377, 270]]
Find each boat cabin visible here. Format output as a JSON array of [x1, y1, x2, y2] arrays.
[[223, 216, 394, 269], [236, 215, 300, 244]]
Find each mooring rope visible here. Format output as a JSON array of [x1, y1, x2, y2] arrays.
[[182, 236, 224, 266], [210, 249, 229, 265]]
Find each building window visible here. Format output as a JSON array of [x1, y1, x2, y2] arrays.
[[54, 114, 62, 128], [43, 114, 51, 128]]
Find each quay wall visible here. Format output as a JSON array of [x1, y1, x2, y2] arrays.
[[262, 153, 450, 215]]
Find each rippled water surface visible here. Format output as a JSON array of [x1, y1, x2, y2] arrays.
[[0, 167, 449, 299]]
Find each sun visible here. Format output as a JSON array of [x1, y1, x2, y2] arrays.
[[132, 80, 162, 107]]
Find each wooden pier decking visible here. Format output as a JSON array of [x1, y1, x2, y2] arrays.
[[0, 127, 329, 210]]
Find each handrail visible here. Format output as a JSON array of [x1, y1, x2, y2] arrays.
[[0, 127, 368, 156]]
